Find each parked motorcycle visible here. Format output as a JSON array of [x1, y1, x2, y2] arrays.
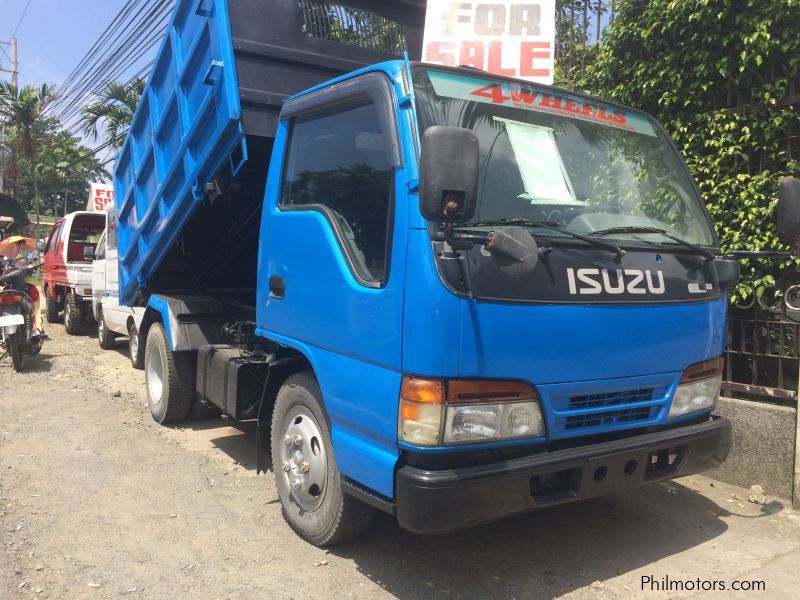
[[0, 252, 44, 372]]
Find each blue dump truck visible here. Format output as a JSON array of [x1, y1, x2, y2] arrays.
[[114, 0, 790, 546]]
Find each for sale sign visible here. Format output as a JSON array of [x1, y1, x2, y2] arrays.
[[422, 1, 556, 84], [86, 183, 115, 213]]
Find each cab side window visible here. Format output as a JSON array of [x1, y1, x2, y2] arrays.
[[281, 101, 394, 284], [96, 232, 106, 261], [45, 222, 62, 253], [107, 212, 117, 250]]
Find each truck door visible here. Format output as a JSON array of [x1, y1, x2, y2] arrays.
[[42, 221, 63, 294], [91, 231, 107, 319], [105, 210, 119, 298], [258, 72, 408, 497]]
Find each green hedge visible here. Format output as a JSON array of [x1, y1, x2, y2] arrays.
[[567, 0, 800, 301]]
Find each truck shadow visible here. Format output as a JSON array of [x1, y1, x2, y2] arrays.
[[175, 415, 784, 597], [332, 482, 743, 599], [193, 419, 761, 597]]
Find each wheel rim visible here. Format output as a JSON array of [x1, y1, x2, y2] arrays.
[[64, 300, 71, 322], [146, 344, 164, 406], [280, 406, 328, 512], [98, 313, 105, 342], [130, 330, 139, 361]]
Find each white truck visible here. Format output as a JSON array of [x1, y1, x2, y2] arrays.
[[91, 205, 145, 368], [39, 211, 105, 334]]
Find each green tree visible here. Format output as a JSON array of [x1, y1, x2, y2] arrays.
[[34, 131, 108, 217], [570, 0, 800, 301], [80, 78, 145, 153], [0, 81, 55, 223]]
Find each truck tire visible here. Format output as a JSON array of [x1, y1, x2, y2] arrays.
[[63, 292, 83, 335], [97, 308, 117, 350], [128, 323, 144, 370], [45, 287, 60, 324], [144, 323, 193, 424], [270, 371, 373, 546]]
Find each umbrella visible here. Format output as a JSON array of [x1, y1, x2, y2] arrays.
[[0, 235, 36, 258]]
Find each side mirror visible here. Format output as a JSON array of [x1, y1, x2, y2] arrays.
[[83, 246, 95, 261], [777, 177, 800, 243], [419, 126, 479, 224], [36, 239, 45, 253]]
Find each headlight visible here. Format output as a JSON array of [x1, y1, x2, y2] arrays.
[[398, 377, 545, 446], [668, 357, 723, 419], [445, 401, 544, 444]]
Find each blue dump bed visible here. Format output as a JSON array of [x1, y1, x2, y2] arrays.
[[114, 0, 425, 305]]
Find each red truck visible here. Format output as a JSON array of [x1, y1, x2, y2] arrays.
[[39, 211, 105, 334]]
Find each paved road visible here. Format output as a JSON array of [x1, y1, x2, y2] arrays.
[[1, 325, 799, 599]]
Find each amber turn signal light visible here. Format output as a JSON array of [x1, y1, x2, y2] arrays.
[[680, 357, 724, 384]]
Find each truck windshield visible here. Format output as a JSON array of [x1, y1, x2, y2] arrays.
[[412, 68, 716, 248]]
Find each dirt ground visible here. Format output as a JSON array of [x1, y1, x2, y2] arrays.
[[2, 325, 800, 599]]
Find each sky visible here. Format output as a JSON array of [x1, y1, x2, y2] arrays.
[[0, 0, 130, 89]]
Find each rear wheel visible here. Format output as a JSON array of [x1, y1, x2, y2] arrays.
[[64, 293, 83, 335], [144, 323, 193, 424], [97, 308, 117, 349], [9, 329, 25, 372], [270, 371, 373, 546], [45, 287, 60, 324], [128, 323, 144, 370]]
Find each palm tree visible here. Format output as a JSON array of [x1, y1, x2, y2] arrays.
[[80, 78, 145, 153], [0, 81, 56, 223]]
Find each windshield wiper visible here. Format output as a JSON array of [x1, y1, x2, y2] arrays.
[[589, 226, 716, 262], [459, 219, 626, 258]]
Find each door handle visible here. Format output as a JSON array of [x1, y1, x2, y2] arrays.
[[269, 276, 285, 300]]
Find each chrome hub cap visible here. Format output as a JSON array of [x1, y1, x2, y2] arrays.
[[130, 332, 139, 360], [146, 347, 164, 406], [281, 406, 327, 512]]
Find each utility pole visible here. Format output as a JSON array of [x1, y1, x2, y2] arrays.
[[0, 38, 18, 86]]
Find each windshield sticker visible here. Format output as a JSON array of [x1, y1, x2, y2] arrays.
[[428, 70, 657, 137]]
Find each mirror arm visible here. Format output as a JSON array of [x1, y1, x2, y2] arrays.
[[443, 221, 488, 250]]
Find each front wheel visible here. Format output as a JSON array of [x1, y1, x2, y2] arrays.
[[144, 323, 193, 424], [64, 292, 83, 335], [9, 329, 25, 372], [270, 371, 373, 546], [98, 308, 117, 350]]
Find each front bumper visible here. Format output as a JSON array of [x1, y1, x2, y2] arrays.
[[395, 416, 730, 534]]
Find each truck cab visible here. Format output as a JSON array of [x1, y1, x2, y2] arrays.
[[113, 0, 739, 546], [41, 211, 104, 334], [91, 205, 145, 368]]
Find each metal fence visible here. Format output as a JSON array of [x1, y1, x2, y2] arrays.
[[555, 0, 616, 83], [723, 279, 800, 406]]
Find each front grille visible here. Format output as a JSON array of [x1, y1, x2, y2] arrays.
[[569, 388, 654, 410], [561, 406, 654, 431], [298, 1, 408, 55]]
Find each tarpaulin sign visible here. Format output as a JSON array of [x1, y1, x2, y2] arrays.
[[428, 70, 658, 137], [87, 183, 115, 213], [422, 1, 556, 84]]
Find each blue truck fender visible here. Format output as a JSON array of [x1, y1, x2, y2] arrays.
[[142, 296, 179, 351]]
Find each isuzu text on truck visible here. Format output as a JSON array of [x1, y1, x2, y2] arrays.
[[112, 0, 800, 546]]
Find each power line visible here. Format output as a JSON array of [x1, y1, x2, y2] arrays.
[[56, 9, 170, 128], [49, 0, 151, 115], [48, 0, 173, 132], [9, 0, 33, 38]]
